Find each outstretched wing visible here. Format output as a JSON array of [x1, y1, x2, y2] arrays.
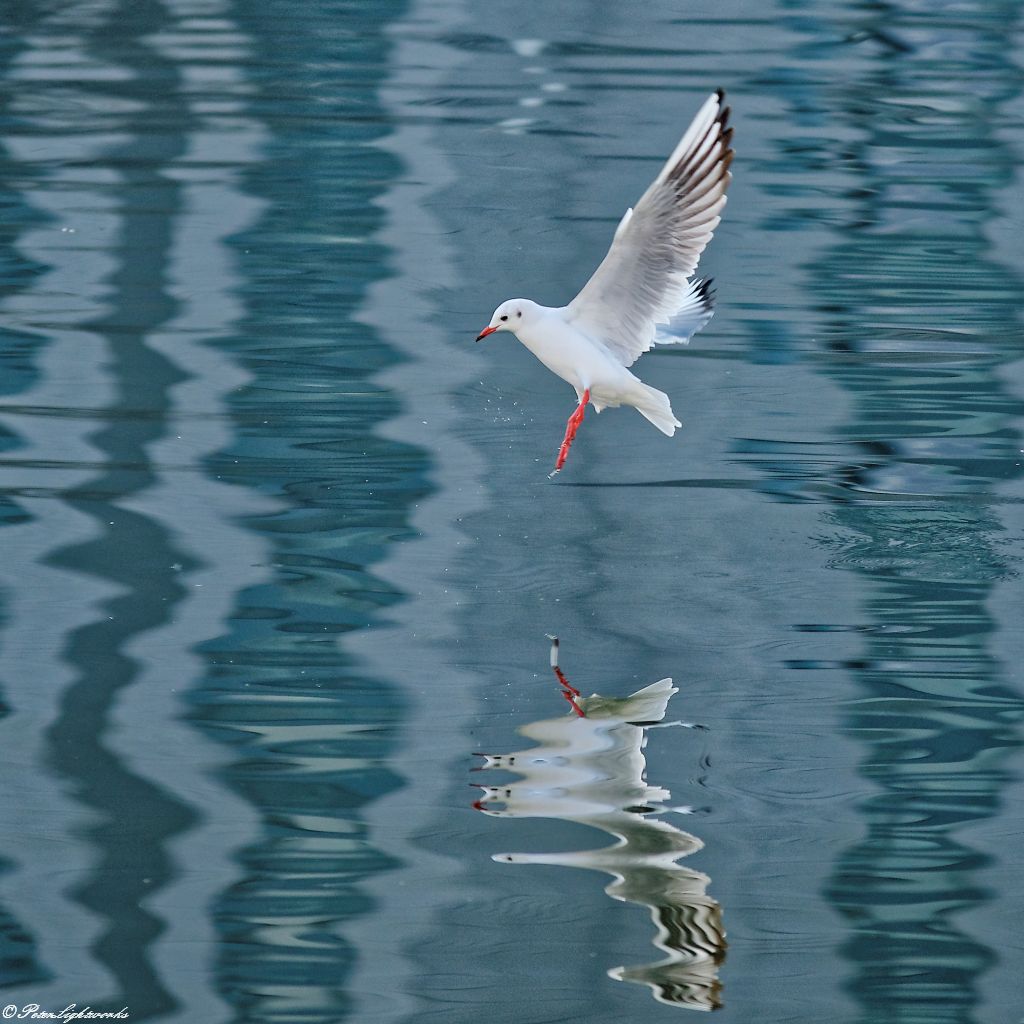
[[566, 91, 733, 367]]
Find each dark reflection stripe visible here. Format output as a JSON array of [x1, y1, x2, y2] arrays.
[[182, 1, 422, 1019], [756, 3, 1024, 1022], [0, 2, 52, 990]]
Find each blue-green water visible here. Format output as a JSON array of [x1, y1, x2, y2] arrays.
[[1, 1, 1022, 1022]]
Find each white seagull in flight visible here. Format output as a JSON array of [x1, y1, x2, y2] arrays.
[[476, 90, 734, 476]]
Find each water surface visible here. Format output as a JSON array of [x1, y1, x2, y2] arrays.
[[1, 1, 1022, 1022]]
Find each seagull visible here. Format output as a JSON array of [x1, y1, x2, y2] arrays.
[[475, 90, 733, 476]]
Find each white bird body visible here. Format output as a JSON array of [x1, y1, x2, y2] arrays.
[[513, 304, 644, 406], [476, 90, 734, 473]]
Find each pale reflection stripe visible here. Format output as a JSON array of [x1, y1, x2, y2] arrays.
[[344, 0, 490, 1017]]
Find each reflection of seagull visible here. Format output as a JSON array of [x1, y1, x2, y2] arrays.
[[475, 638, 726, 1011], [475, 91, 734, 475]]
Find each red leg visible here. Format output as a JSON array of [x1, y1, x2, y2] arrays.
[[551, 388, 591, 475]]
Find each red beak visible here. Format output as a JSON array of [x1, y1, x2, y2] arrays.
[[475, 325, 498, 342]]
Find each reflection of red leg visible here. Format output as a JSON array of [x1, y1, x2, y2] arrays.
[[553, 665, 580, 697], [561, 688, 585, 717], [549, 636, 585, 717], [552, 388, 591, 474]]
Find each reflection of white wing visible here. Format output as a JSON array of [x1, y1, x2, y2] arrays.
[[578, 678, 678, 724], [566, 91, 733, 367]]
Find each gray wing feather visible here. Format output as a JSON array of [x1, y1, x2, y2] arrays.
[[566, 91, 734, 367]]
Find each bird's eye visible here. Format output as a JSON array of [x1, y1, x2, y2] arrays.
[[517, 311, 522, 317], [500, 315, 508, 322]]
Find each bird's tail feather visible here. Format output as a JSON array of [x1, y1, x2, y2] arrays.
[[635, 383, 681, 437], [665, 277, 715, 344]]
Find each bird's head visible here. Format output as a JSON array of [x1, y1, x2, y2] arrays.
[[475, 299, 539, 341]]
